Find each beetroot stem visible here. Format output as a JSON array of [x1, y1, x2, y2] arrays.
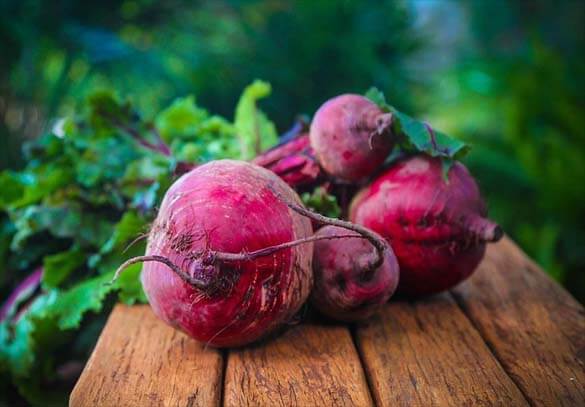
[[110, 235, 365, 289], [369, 112, 393, 150], [110, 255, 209, 290], [213, 233, 364, 262], [268, 186, 387, 274]]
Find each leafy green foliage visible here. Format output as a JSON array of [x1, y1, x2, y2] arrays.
[[49, 272, 117, 331], [365, 87, 470, 171], [0, 292, 58, 377], [42, 247, 85, 289], [156, 96, 240, 162], [234, 80, 278, 160], [301, 187, 341, 219], [0, 219, 14, 286], [0, 173, 24, 209], [0, 83, 274, 405]]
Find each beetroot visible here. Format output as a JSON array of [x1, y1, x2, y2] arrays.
[[311, 226, 399, 321], [310, 94, 395, 182], [270, 201, 397, 321], [252, 133, 322, 187], [118, 160, 314, 347], [350, 155, 502, 297]]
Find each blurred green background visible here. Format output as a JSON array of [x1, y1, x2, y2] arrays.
[[1, 0, 583, 299]]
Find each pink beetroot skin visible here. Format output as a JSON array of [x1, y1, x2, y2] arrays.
[[140, 160, 313, 347], [311, 226, 399, 321], [350, 155, 502, 297], [310, 94, 395, 182]]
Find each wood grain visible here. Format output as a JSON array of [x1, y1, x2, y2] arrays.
[[69, 304, 223, 407], [354, 293, 528, 407], [69, 237, 585, 406], [223, 322, 373, 406], [452, 237, 585, 407]]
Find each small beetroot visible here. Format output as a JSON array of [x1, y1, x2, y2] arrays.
[[311, 226, 399, 321], [350, 155, 502, 297], [310, 94, 395, 182]]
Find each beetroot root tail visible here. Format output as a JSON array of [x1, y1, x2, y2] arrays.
[[468, 217, 504, 242], [109, 255, 210, 290]]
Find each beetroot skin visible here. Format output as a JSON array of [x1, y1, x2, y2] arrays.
[[252, 133, 322, 187], [350, 155, 502, 297], [310, 94, 395, 182], [140, 160, 313, 347], [311, 226, 399, 321]]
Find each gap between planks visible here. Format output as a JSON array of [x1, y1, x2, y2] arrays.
[[219, 348, 229, 407], [352, 293, 528, 407], [222, 321, 373, 406]]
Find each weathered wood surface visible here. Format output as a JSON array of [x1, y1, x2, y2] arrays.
[[354, 293, 528, 406], [70, 237, 585, 406], [453, 238, 585, 407], [69, 305, 224, 407], [224, 322, 372, 406]]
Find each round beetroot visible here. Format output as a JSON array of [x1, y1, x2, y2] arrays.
[[137, 160, 313, 347], [350, 155, 502, 297], [311, 226, 399, 321], [310, 94, 395, 182]]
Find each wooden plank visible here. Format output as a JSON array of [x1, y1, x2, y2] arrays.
[[223, 322, 373, 406], [452, 237, 585, 407], [69, 304, 223, 407], [354, 293, 528, 406]]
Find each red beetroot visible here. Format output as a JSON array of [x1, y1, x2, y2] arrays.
[[350, 155, 502, 297], [124, 160, 314, 347], [252, 134, 322, 187], [311, 226, 399, 321], [310, 94, 395, 182]]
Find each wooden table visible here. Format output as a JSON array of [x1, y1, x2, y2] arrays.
[[70, 237, 585, 406]]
